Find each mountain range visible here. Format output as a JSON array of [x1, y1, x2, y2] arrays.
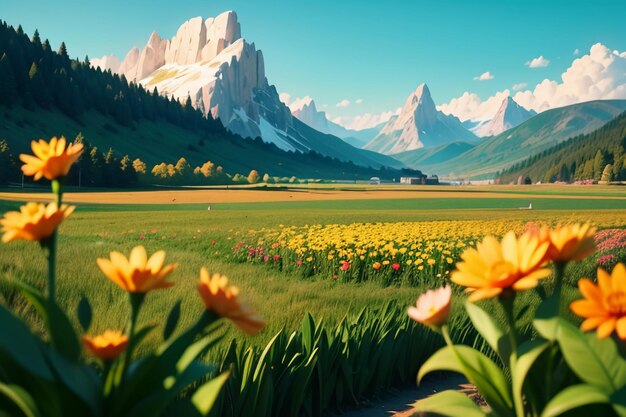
[[92, 11, 397, 169], [407, 99, 626, 178]]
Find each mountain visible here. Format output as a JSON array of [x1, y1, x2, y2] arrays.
[[499, 110, 626, 183], [95, 11, 396, 168], [289, 97, 382, 148], [90, 54, 121, 73], [0, 21, 418, 183], [364, 84, 478, 155], [472, 96, 536, 137], [394, 141, 475, 167], [409, 99, 626, 179]]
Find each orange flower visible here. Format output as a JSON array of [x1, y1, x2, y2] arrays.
[[408, 286, 451, 327], [97, 246, 177, 293], [197, 268, 265, 335], [570, 263, 626, 340], [451, 231, 551, 302], [83, 330, 128, 360], [372, 262, 381, 270], [20, 136, 83, 181], [1, 202, 74, 243], [544, 223, 596, 262]]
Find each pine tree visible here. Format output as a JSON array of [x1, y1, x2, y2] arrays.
[[0, 54, 18, 106], [57, 42, 68, 59], [32, 29, 41, 48]]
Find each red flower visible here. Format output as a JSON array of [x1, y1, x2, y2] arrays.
[[296, 259, 303, 266], [273, 255, 280, 262], [340, 262, 350, 271], [211, 240, 216, 246], [392, 263, 400, 271]]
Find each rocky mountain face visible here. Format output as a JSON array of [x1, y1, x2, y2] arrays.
[[364, 84, 477, 155], [473, 96, 536, 137], [90, 11, 398, 168]]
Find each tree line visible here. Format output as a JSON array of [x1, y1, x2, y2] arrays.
[[498, 111, 626, 184]]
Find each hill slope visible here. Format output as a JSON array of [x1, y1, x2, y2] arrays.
[[0, 21, 410, 183], [412, 100, 626, 178], [499, 111, 626, 183], [394, 142, 474, 167]]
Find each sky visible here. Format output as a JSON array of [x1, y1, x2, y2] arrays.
[[3, 0, 626, 129]]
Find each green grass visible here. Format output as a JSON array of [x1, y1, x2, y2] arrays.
[[1, 188, 625, 351]]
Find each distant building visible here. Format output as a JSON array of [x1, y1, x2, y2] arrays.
[[400, 175, 439, 185], [369, 177, 381, 184]]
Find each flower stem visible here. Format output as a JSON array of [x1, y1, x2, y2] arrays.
[[46, 179, 63, 304], [124, 293, 145, 375], [552, 261, 567, 310]]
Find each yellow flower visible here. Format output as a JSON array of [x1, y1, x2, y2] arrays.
[[427, 259, 436, 266], [1, 202, 74, 243], [408, 286, 451, 327], [97, 246, 177, 293], [451, 231, 550, 302], [570, 263, 626, 340], [20, 136, 83, 181], [198, 268, 265, 335], [544, 223, 596, 262], [82, 330, 128, 360]]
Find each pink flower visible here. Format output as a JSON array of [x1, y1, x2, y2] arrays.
[[598, 254, 616, 265], [296, 259, 303, 266], [138, 234, 145, 240], [332, 274, 338, 280], [408, 286, 452, 327], [263, 255, 269, 262], [392, 263, 400, 271], [340, 262, 350, 271]]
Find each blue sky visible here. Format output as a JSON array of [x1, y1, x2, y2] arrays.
[[3, 0, 626, 124]]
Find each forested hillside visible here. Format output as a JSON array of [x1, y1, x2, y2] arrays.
[[499, 111, 626, 184], [0, 21, 416, 186]]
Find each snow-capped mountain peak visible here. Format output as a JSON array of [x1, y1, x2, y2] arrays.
[[364, 83, 477, 155], [472, 96, 536, 137]]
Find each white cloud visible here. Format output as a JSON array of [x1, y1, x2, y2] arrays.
[[440, 43, 626, 120], [574, 48, 580, 55], [473, 71, 494, 81], [330, 108, 401, 130], [279, 92, 292, 105], [527, 55, 550, 68], [512, 83, 527, 90], [336, 99, 351, 108], [355, 98, 364, 104], [438, 90, 510, 122]]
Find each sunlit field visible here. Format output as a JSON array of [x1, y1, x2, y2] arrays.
[[2, 184, 625, 342], [2, 184, 626, 415]]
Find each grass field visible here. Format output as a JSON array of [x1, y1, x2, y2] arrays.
[[2, 185, 625, 344], [1, 184, 625, 412]]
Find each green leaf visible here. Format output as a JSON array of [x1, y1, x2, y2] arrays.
[[533, 295, 562, 341], [0, 383, 41, 417], [513, 340, 550, 417], [610, 386, 626, 417], [465, 301, 509, 361], [412, 390, 488, 417], [0, 305, 53, 380], [191, 371, 230, 415], [163, 300, 181, 341], [77, 296, 92, 332], [541, 384, 610, 417], [556, 320, 626, 393], [418, 345, 513, 417], [14, 279, 80, 361]]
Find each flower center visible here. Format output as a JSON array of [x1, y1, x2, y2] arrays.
[[607, 291, 626, 315]]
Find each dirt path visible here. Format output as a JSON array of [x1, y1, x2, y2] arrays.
[[334, 375, 467, 417]]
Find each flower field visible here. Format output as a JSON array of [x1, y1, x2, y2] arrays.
[[231, 214, 626, 286]]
